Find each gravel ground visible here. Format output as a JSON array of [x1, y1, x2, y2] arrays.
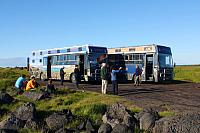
[[39, 80, 200, 114]]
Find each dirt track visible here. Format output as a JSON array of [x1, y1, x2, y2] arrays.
[[40, 80, 200, 114]]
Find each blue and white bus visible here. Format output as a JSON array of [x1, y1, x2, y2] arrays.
[[108, 44, 174, 82], [29, 45, 107, 82]]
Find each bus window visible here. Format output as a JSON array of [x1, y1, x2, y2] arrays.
[[139, 54, 144, 60], [159, 54, 173, 68], [68, 55, 75, 60], [43, 57, 47, 66], [147, 56, 153, 62], [59, 55, 65, 61], [89, 46, 107, 53], [124, 55, 128, 60], [129, 54, 133, 60], [51, 56, 58, 65], [133, 54, 139, 60]]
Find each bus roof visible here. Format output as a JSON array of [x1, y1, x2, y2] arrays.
[[108, 44, 171, 54], [108, 44, 170, 49], [31, 44, 106, 53], [43, 51, 87, 57]]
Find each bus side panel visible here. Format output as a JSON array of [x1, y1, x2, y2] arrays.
[[126, 64, 135, 80], [153, 53, 159, 82], [125, 64, 142, 81], [50, 65, 75, 80]]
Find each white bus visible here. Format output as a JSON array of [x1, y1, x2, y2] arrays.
[[29, 45, 107, 82], [108, 44, 174, 82]]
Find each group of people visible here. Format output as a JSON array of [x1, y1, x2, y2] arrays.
[[15, 64, 80, 95], [15, 74, 36, 94], [15, 74, 55, 95], [15, 63, 141, 95], [100, 63, 142, 95]]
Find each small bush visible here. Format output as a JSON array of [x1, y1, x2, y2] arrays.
[[19, 128, 41, 133], [74, 103, 107, 121], [159, 111, 175, 118], [0, 79, 15, 91], [64, 99, 74, 105]]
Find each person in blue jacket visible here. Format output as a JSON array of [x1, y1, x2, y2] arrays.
[[15, 74, 26, 94], [111, 66, 122, 95]]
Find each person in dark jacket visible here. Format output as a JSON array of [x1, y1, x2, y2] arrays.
[[134, 64, 142, 86], [46, 79, 55, 94], [60, 66, 65, 85], [100, 63, 108, 94], [74, 65, 80, 89]]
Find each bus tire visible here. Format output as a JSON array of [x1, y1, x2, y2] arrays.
[[70, 73, 76, 83], [39, 72, 47, 81]]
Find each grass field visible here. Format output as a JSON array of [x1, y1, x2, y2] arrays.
[[174, 65, 200, 83], [0, 67, 29, 92]]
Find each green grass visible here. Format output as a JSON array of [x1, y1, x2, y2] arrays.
[[159, 111, 176, 118], [0, 67, 29, 79], [34, 89, 140, 122], [19, 128, 41, 133], [174, 65, 200, 83], [0, 67, 29, 92]]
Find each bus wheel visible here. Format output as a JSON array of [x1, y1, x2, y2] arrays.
[[40, 74, 47, 81], [70, 73, 76, 83]]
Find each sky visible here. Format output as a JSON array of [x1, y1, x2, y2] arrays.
[[0, 0, 199, 65]]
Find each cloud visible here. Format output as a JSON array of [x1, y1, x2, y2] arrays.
[[0, 57, 27, 67]]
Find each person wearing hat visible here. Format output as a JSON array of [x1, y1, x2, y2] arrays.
[[26, 75, 36, 91]]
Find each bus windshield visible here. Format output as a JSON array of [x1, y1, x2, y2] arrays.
[[159, 54, 173, 68], [88, 53, 105, 68]]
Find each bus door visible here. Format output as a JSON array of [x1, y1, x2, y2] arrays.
[[47, 56, 51, 79], [145, 54, 154, 81], [79, 55, 84, 76]]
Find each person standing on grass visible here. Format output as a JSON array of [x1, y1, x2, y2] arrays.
[[74, 65, 80, 89], [134, 64, 142, 86], [60, 66, 65, 85], [111, 67, 122, 95], [100, 63, 108, 94], [15, 74, 26, 95]]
